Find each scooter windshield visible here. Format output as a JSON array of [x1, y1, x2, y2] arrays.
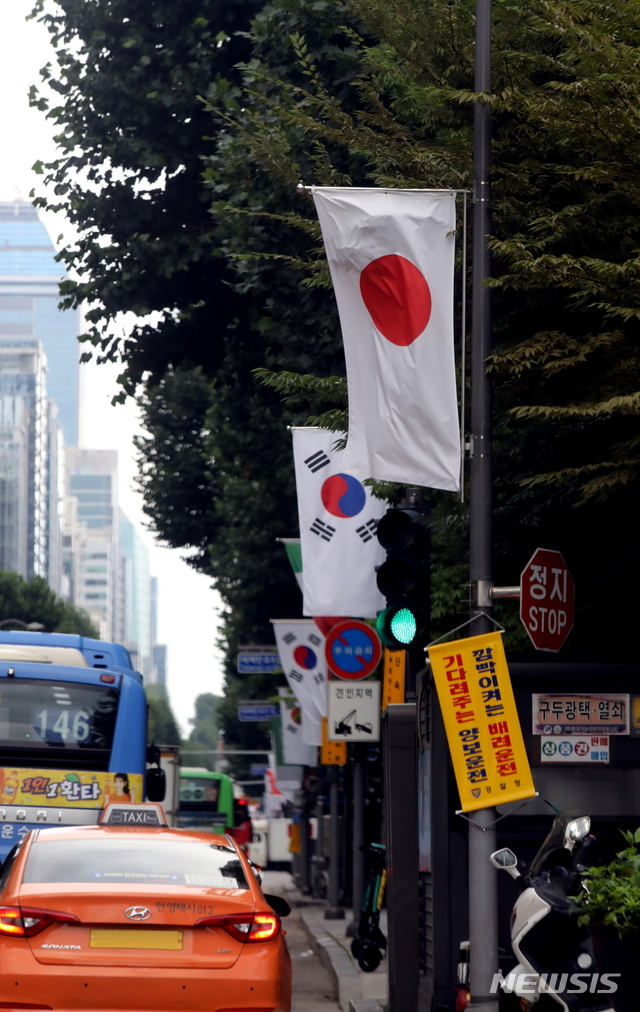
[[529, 810, 589, 879]]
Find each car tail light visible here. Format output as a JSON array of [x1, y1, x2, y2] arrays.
[[0, 906, 79, 938], [195, 912, 280, 942]]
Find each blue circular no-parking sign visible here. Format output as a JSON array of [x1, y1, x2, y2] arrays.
[[325, 620, 382, 680]]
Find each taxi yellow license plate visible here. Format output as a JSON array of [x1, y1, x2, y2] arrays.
[[90, 929, 183, 950]]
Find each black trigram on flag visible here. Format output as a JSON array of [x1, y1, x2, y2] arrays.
[[304, 450, 331, 473], [356, 518, 379, 543], [282, 632, 296, 645], [310, 517, 336, 541]]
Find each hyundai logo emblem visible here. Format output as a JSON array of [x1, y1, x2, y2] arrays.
[[125, 906, 152, 922]]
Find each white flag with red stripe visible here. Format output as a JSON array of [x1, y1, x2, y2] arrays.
[[311, 187, 460, 492]]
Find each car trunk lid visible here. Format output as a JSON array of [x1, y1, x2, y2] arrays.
[[19, 885, 254, 968]]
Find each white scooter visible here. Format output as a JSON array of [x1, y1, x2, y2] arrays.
[[491, 811, 616, 1012]]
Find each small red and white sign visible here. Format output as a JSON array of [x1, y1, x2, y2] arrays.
[[520, 548, 574, 652]]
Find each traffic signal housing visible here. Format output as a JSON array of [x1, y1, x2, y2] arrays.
[[375, 508, 431, 651]]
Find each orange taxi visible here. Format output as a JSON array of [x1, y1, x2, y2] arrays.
[[0, 806, 291, 1011]]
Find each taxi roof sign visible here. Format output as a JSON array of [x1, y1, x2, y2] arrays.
[[100, 802, 168, 827]]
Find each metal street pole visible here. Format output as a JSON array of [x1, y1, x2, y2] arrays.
[[300, 809, 311, 894], [469, 0, 499, 1009], [325, 765, 345, 919], [346, 749, 365, 936]]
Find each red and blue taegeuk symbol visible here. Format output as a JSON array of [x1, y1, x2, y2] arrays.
[[321, 473, 366, 518], [293, 645, 317, 670]]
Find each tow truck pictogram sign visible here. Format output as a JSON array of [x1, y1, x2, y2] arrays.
[[327, 681, 381, 741]]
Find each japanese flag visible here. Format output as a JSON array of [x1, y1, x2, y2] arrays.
[[292, 427, 386, 618], [311, 187, 460, 492]]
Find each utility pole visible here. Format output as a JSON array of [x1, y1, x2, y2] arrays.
[[325, 765, 345, 919], [468, 0, 499, 1009], [346, 746, 365, 936]]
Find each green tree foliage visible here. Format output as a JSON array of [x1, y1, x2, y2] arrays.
[[145, 684, 182, 746], [32, 0, 355, 748], [201, 0, 639, 654], [0, 572, 99, 637], [35, 0, 640, 753], [29, 0, 264, 391], [183, 692, 221, 771]]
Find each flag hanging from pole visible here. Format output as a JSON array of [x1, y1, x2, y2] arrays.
[[311, 187, 460, 492], [278, 538, 304, 593], [278, 690, 318, 766], [272, 619, 328, 746], [292, 427, 386, 618]]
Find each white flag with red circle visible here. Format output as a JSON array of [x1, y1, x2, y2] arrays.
[[311, 187, 460, 492]]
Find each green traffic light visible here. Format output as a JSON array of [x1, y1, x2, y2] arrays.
[[376, 605, 420, 648], [389, 607, 417, 645]]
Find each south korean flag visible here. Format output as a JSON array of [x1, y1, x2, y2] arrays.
[[272, 619, 328, 746], [292, 427, 386, 618]]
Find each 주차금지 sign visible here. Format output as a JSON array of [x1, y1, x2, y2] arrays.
[[325, 620, 382, 680], [540, 735, 609, 764], [532, 694, 629, 735], [428, 631, 536, 813]]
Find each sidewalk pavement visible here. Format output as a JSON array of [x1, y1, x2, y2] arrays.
[[261, 870, 388, 1012]]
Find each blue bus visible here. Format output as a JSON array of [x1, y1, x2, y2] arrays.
[[0, 631, 156, 860]]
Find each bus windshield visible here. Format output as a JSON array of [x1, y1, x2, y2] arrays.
[[0, 679, 118, 753]]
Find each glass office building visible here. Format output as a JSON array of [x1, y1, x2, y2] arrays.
[[65, 448, 119, 640], [0, 201, 79, 445], [0, 341, 50, 580]]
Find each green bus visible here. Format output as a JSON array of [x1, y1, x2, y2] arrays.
[[178, 768, 242, 836]]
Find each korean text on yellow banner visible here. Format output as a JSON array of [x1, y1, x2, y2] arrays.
[[428, 631, 536, 813], [382, 648, 405, 708], [0, 769, 144, 808]]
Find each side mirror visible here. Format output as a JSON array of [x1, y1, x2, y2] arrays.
[[146, 767, 166, 803], [264, 893, 291, 918], [490, 847, 521, 880], [565, 816, 591, 849]]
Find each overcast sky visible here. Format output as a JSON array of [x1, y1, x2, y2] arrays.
[[0, 0, 226, 734]]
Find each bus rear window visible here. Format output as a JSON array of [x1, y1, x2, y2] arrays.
[[179, 777, 220, 804], [0, 680, 118, 751]]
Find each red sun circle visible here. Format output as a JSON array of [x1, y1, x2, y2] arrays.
[[359, 254, 432, 346]]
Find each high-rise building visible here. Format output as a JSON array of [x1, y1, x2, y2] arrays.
[[65, 448, 119, 640], [153, 644, 167, 687], [119, 511, 152, 679], [0, 201, 79, 446], [0, 340, 59, 582]]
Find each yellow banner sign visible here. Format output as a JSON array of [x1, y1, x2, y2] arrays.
[[382, 648, 405, 707], [428, 631, 536, 813], [0, 769, 144, 808]]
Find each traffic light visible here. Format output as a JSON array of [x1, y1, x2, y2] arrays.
[[375, 508, 431, 650]]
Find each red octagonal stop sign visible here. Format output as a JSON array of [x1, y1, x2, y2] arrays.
[[520, 548, 574, 652]]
